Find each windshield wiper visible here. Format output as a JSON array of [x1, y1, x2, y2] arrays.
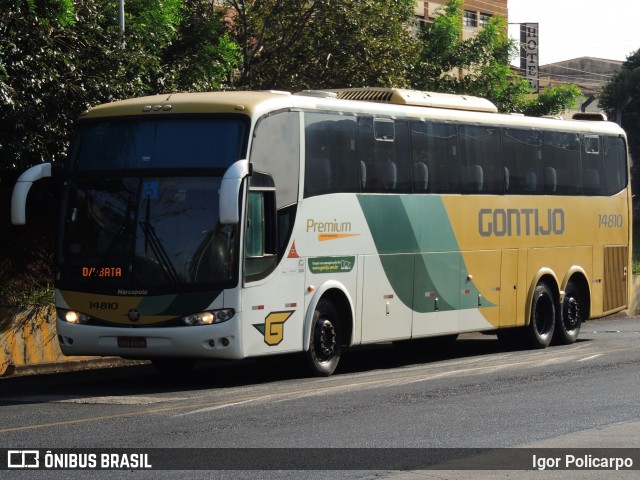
[[140, 197, 180, 285]]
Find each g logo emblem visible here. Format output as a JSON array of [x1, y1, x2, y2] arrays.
[[252, 311, 294, 346]]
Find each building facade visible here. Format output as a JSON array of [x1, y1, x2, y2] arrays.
[[415, 0, 508, 38]]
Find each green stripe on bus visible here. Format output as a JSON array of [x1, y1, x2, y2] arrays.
[[357, 195, 489, 312]]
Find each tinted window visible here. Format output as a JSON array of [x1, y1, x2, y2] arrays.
[[542, 131, 580, 195], [304, 113, 359, 197], [251, 112, 300, 208], [392, 120, 412, 193], [458, 125, 502, 194], [582, 134, 605, 195], [71, 118, 246, 171], [503, 129, 542, 194], [604, 136, 628, 195], [59, 176, 237, 289], [359, 117, 411, 193], [410, 121, 459, 193]]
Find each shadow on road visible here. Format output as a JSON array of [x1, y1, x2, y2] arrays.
[[0, 332, 593, 406]]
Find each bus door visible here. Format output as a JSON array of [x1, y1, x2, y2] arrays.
[[240, 190, 306, 357], [360, 253, 414, 343]]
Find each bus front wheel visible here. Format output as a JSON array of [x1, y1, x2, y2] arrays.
[[305, 299, 342, 377]]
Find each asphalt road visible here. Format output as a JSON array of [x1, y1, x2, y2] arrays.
[[1, 314, 640, 479]]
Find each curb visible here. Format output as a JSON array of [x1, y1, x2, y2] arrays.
[[1, 357, 148, 378]]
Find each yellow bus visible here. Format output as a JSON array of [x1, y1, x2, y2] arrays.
[[12, 88, 631, 376]]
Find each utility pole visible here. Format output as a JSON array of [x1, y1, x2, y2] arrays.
[[118, 0, 125, 47], [118, 0, 125, 33]]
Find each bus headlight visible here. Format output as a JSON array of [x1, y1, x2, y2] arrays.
[[59, 309, 90, 324], [182, 309, 235, 326]]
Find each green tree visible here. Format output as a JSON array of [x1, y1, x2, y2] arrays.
[[0, 0, 159, 171], [224, 0, 418, 90], [600, 49, 640, 159], [126, 0, 184, 55], [159, 0, 241, 91], [600, 49, 640, 211], [411, 0, 580, 115], [0, 0, 240, 173]]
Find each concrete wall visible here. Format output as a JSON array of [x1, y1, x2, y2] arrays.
[[0, 306, 97, 376]]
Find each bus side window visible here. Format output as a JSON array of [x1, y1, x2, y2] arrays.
[[393, 120, 412, 193], [244, 189, 277, 282], [458, 125, 501, 194], [358, 117, 374, 192], [582, 135, 605, 195], [371, 118, 398, 192], [304, 114, 359, 197], [332, 119, 359, 193], [250, 111, 300, 207], [503, 129, 542, 195], [542, 131, 580, 195], [410, 121, 457, 193], [604, 136, 628, 195], [358, 117, 411, 193]]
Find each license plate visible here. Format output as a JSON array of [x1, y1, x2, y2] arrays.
[[117, 336, 147, 348]]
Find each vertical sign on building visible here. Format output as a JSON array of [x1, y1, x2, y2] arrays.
[[520, 23, 539, 92]]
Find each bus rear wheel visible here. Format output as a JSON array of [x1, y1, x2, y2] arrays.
[[524, 283, 556, 349], [553, 282, 583, 345], [305, 299, 342, 377]]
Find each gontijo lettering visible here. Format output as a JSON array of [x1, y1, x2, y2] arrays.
[[479, 208, 565, 237]]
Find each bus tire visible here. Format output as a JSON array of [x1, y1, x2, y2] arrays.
[[305, 299, 342, 377], [553, 282, 583, 345], [524, 283, 556, 349]]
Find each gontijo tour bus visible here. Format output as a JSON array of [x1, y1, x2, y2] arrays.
[[11, 88, 632, 376]]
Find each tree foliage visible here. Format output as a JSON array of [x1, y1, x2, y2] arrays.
[[411, 0, 580, 115], [225, 0, 418, 90], [0, 0, 238, 174], [600, 49, 640, 209], [600, 49, 640, 159], [160, 0, 241, 91]]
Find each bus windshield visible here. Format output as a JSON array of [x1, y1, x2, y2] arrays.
[[58, 176, 237, 291], [57, 116, 247, 292]]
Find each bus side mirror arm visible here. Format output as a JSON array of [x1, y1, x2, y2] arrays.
[[11, 163, 52, 225], [219, 159, 251, 225]]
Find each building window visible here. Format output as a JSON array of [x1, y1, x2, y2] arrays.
[[480, 13, 492, 27], [463, 10, 477, 27]]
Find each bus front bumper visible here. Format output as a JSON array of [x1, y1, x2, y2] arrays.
[[56, 319, 243, 360]]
